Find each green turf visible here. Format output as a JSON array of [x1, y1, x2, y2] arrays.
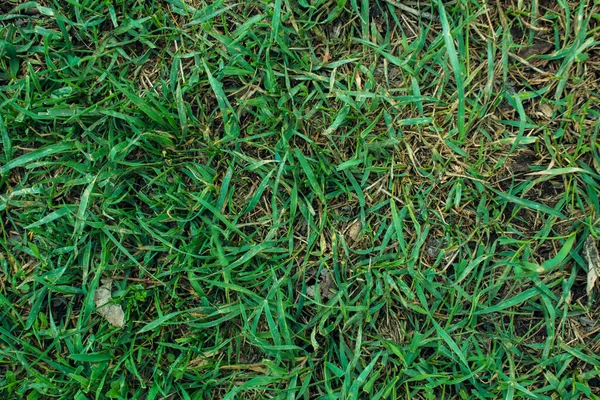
[[1, 0, 600, 398]]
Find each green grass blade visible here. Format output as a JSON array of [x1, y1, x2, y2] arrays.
[[0, 142, 75, 175], [436, 0, 465, 139]]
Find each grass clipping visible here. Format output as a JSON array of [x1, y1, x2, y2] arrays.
[[94, 279, 125, 328]]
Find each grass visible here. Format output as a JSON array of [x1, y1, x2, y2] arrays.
[[1, 0, 600, 398]]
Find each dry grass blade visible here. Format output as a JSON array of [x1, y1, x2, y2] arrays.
[[383, 0, 436, 20], [585, 236, 600, 302]]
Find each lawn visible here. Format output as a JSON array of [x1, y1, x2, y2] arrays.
[[1, 0, 600, 398]]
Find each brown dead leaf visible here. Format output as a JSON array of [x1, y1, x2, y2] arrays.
[[306, 269, 336, 300], [517, 39, 553, 59], [189, 349, 220, 369], [538, 103, 553, 119], [346, 219, 362, 242], [94, 279, 125, 328], [584, 235, 600, 301]]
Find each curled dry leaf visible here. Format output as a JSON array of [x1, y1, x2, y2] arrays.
[[584, 235, 600, 302], [424, 238, 446, 259], [346, 219, 362, 243], [306, 269, 336, 300], [538, 103, 553, 119], [94, 279, 125, 328]]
